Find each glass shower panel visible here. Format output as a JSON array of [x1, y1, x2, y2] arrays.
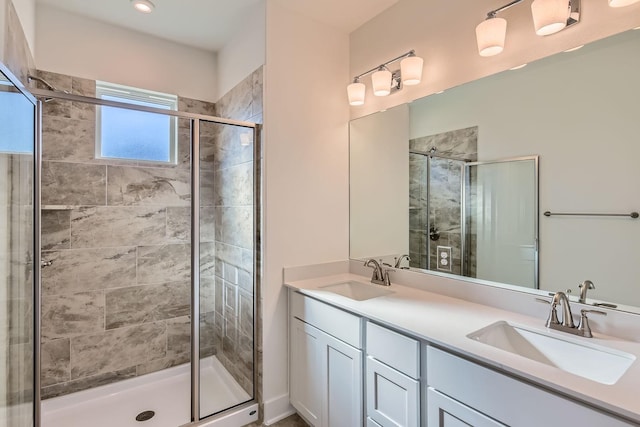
[[0, 70, 36, 427], [408, 152, 429, 269], [466, 159, 537, 288], [198, 121, 255, 419]]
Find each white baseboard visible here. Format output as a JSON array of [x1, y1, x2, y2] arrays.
[[263, 393, 295, 425]]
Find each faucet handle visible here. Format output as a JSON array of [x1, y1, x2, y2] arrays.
[[578, 309, 607, 338], [382, 268, 395, 286], [536, 297, 560, 326]]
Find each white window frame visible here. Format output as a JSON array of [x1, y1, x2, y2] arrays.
[[95, 81, 178, 164]]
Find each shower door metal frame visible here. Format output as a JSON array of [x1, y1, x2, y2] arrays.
[[0, 61, 41, 427], [30, 87, 261, 426]]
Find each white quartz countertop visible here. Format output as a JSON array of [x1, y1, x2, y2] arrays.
[[284, 272, 640, 424]]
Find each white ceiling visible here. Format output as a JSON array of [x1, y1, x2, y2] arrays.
[[36, 0, 400, 52]]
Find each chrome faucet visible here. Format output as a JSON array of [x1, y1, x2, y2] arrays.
[[536, 291, 607, 338], [578, 280, 595, 304], [364, 259, 394, 286], [394, 254, 411, 269]]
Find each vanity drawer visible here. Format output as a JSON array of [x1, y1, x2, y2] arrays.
[[427, 346, 634, 427], [290, 291, 362, 348], [366, 321, 420, 379]]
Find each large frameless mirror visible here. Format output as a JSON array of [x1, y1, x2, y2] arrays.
[[350, 29, 640, 312]]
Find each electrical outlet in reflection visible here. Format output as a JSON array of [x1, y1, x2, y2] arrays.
[[437, 246, 452, 272]]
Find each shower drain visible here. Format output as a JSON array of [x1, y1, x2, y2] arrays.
[[136, 410, 156, 422]]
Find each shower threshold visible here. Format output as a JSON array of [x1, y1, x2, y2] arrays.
[[42, 356, 251, 427]]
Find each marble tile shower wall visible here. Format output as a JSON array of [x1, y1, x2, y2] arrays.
[[37, 70, 219, 399], [210, 67, 263, 396], [408, 127, 478, 275]]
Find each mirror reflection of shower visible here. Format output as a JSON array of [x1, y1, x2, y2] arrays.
[[409, 148, 469, 275], [409, 127, 478, 276], [408, 127, 538, 289]]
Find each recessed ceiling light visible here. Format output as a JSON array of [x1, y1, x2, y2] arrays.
[[564, 45, 584, 53], [435, 90, 445, 94], [132, 0, 155, 14], [509, 64, 527, 70]]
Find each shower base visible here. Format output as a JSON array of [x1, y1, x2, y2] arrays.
[[42, 356, 251, 427]]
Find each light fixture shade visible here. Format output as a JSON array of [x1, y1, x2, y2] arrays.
[[347, 82, 366, 106], [475, 17, 507, 57], [531, 0, 569, 36], [400, 56, 424, 86], [608, 0, 640, 6], [372, 69, 392, 96], [132, 0, 155, 13]]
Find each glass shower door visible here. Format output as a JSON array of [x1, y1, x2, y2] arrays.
[[198, 121, 256, 420], [426, 157, 465, 275], [465, 158, 538, 288], [0, 68, 37, 427]]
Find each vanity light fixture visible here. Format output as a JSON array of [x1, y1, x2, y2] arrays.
[[347, 50, 423, 106], [475, 0, 513, 57], [532, 0, 568, 35], [475, 0, 580, 57], [347, 78, 366, 106], [131, 0, 155, 14], [608, 0, 640, 7], [372, 66, 393, 96]]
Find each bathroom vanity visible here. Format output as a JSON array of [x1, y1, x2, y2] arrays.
[[285, 263, 640, 427]]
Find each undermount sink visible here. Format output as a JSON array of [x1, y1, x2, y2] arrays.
[[467, 321, 636, 385], [318, 281, 394, 301]]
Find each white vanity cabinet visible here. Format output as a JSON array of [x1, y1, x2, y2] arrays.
[[365, 322, 421, 427], [289, 292, 363, 427], [426, 346, 635, 427]]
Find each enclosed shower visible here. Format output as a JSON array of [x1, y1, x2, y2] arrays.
[[1, 64, 262, 427]]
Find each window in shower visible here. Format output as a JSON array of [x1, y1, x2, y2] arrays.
[[0, 77, 34, 153], [95, 81, 177, 163]]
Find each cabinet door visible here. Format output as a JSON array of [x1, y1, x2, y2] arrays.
[[367, 356, 419, 427], [427, 388, 505, 427], [291, 318, 324, 426], [324, 334, 363, 427]]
